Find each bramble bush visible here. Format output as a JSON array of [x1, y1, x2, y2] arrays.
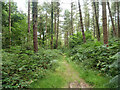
[[2, 46, 61, 88]]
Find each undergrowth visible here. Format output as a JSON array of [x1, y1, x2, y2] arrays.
[[67, 35, 120, 88], [2, 46, 62, 88], [66, 56, 111, 88]]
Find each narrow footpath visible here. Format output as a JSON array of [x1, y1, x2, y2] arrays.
[[59, 55, 90, 88]]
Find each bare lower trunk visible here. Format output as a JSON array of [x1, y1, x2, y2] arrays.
[[71, 2, 73, 35], [32, 1, 38, 52], [9, 0, 11, 47], [93, 15, 95, 37], [102, 2, 108, 44], [45, 12, 48, 48], [108, 15, 110, 37], [93, 2, 100, 41], [51, 2, 53, 49], [78, 0, 86, 43], [28, 0, 30, 42], [117, 2, 120, 38], [56, 3, 59, 49], [67, 31, 69, 47], [64, 32, 67, 47], [40, 28, 41, 45], [54, 13, 56, 37], [107, 2, 116, 36], [92, 2, 96, 37]]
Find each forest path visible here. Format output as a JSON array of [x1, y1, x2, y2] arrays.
[[30, 55, 91, 88], [58, 55, 90, 88]]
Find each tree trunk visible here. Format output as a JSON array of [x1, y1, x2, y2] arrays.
[[96, 2, 99, 22], [39, 16, 42, 46], [64, 32, 67, 47], [9, 0, 11, 47], [102, 2, 108, 45], [115, 3, 117, 33], [117, 2, 120, 38], [93, 14, 96, 37], [32, 1, 38, 52], [28, 0, 30, 42], [78, 0, 86, 43], [92, 2, 96, 37], [56, 2, 59, 49], [51, 2, 53, 49], [93, 2, 100, 41], [71, 2, 73, 35], [77, 19, 79, 37], [54, 13, 56, 37], [108, 15, 110, 37], [67, 31, 69, 47], [46, 13, 47, 34], [107, 2, 117, 36], [42, 28, 44, 45], [40, 28, 41, 45], [45, 12, 48, 48]]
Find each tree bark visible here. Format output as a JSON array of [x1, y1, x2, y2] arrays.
[[39, 16, 42, 46], [64, 32, 67, 47], [42, 28, 44, 45], [117, 2, 120, 38], [71, 2, 73, 35], [93, 2, 100, 41], [102, 2, 108, 44], [45, 12, 48, 48], [45, 13, 47, 34], [28, 0, 30, 42], [108, 15, 110, 37], [107, 2, 117, 36], [96, 2, 99, 22], [51, 2, 53, 49], [78, 0, 86, 43], [67, 31, 69, 47], [32, 1, 38, 52], [92, 2, 96, 37], [56, 2, 59, 49], [115, 3, 117, 33], [54, 13, 56, 37], [93, 14, 96, 37], [9, 0, 11, 47]]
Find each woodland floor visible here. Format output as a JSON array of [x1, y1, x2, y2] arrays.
[[30, 55, 91, 88]]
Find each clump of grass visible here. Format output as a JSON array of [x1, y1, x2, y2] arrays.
[[29, 71, 66, 88], [29, 56, 67, 88]]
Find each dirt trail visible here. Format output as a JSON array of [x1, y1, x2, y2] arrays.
[[59, 55, 90, 88]]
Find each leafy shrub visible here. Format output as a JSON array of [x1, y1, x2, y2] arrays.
[[68, 38, 119, 87], [69, 39, 120, 76], [105, 52, 120, 88], [2, 47, 61, 88], [69, 31, 94, 48]]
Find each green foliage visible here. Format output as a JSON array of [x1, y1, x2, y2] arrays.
[[2, 47, 61, 88], [69, 31, 94, 48], [2, 2, 26, 48], [68, 38, 120, 87], [105, 52, 120, 88], [69, 59, 110, 88], [29, 72, 65, 88]]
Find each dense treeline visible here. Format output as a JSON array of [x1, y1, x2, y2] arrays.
[[2, 1, 120, 50], [1, 0, 120, 88]]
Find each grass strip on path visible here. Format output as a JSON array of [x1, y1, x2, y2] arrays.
[[65, 56, 111, 88]]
